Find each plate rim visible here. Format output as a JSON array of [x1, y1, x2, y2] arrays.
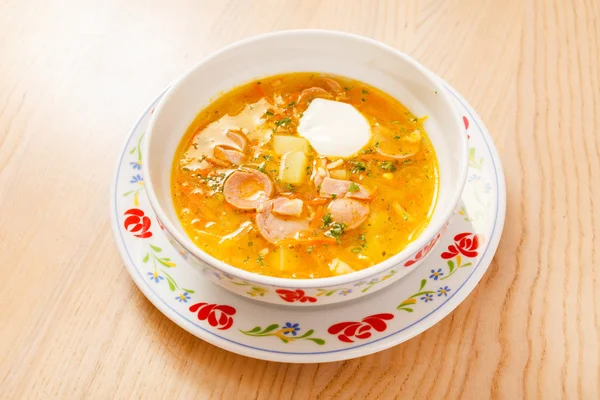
[[110, 82, 506, 363]]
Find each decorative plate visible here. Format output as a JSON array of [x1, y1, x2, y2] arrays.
[[110, 80, 505, 363]]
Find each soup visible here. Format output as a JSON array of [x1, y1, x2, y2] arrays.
[[171, 73, 439, 279]]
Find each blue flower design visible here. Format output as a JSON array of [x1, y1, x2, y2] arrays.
[[353, 280, 366, 287], [429, 268, 444, 280], [468, 174, 481, 182], [147, 271, 164, 283], [176, 292, 191, 303], [283, 322, 300, 336], [130, 161, 142, 170], [421, 293, 434, 303], [339, 289, 353, 296], [130, 174, 144, 184], [367, 278, 379, 285], [437, 286, 451, 297], [212, 272, 223, 280]]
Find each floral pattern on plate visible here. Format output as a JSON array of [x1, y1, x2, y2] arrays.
[[110, 83, 505, 362]]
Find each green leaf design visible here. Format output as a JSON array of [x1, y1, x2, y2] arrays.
[[461, 262, 472, 268], [150, 244, 162, 252], [166, 278, 176, 291], [161, 271, 178, 291], [142, 253, 149, 263], [248, 326, 262, 333], [181, 288, 195, 294], [447, 260, 455, 273], [260, 324, 280, 334], [419, 279, 426, 291], [297, 329, 314, 339], [280, 338, 289, 343], [307, 338, 326, 345], [156, 257, 174, 267], [129, 147, 136, 154], [123, 190, 135, 196], [397, 307, 414, 312]]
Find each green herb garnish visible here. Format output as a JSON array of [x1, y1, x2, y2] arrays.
[[351, 247, 362, 254], [381, 161, 397, 172], [350, 161, 367, 173], [286, 101, 296, 108], [348, 182, 360, 193], [326, 222, 347, 242], [275, 117, 292, 127], [322, 213, 332, 227], [362, 89, 369, 95]]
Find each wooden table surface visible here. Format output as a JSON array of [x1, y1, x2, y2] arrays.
[[1, 0, 599, 398]]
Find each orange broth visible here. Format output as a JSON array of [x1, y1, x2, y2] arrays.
[[171, 73, 438, 278]]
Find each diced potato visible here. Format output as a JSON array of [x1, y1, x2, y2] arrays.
[[280, 151, 308, 184], [273, 135, 310, 155], [329, 258, 355, 275], [329, 169, 348, 180], [382, 172, 394, 180]]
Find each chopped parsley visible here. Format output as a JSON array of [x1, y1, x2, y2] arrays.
[[264, 110, 274, 116], [375, 141, 380, 148], [394, 135, 401, 140], [348, 182, 360, 193], [331, 193, 337, 199], [248, 242, 253, 246], [326, 222, 347, 242], [275, 117, 292, 127], [307, 246, 314, 254], [403, 160, 413, 165], [285, 183, 295, 192], [350, 161, 367, 173], [381, 161, 397, 172], [351, 247, 362, 254], [256, 254, 265, 266], [243, 256, 250, 263], [321, 213, 332, 227], [286, 101, 296, 108], [362, 89, 369, 95], [258, 163, 267, 173], [344, 86, 352, 90], [262, 155, 271, 161]]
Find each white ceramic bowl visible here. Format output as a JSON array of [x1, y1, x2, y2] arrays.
[[143, 30, 468, 306]]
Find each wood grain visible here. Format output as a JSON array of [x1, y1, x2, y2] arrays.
[[1, 0, 598, 398]]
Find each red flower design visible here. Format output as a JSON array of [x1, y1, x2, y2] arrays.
[[441, 232, 483, 259], [189, 302, 236, 330], [276, 289, 317, 303], [328, 313, 394, 343], [463, 116, 469, 130], [404, 234, 441, 267], [124, 208, 152, 238]]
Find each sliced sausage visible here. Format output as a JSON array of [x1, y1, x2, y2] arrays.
[[298, 87, 333, 103], [272, 197, 303, 217], [327, 198, 370, 230], [256, 200, 310, 243], [223, 169, 274, 210], [226, 130, 248, 151], [214, 145, 246, 165], [319, 177, 371, 200]]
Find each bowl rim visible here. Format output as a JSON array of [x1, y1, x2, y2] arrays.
[[142, 29, 469, 289]]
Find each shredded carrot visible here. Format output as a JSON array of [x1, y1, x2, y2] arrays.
[[305, 197, 330, 205], [310, 205, 324, 230], [275, 236, 337, 247]]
